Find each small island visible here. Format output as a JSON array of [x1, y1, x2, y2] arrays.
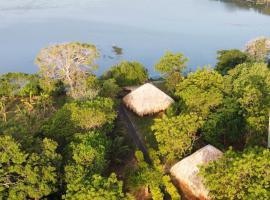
[[0, 36, 270, 200]]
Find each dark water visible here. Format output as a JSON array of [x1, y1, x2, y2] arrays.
[[0, 0, 270, 76]]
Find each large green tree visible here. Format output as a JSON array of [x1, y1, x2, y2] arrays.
[[175, 68, 224, 118], [151, 113, 203, 161], [155, 52, 188, 93], [64, 131, 111, 182], [36, 42, 99, 99], [0, 136, 61, 200], [43, 97, 116, 148], [202, 97, 246, 148], [200, 147, 270, 200], [102, 61, 148, 86], [215, 49, 249, 75], [63, 132, 133, 199], [225, 63, 270, 142], [64, 173, 133, 200]]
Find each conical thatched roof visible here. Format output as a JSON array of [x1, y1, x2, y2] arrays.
[[123, 83, 174, 116], [170, 145, 223, 200]]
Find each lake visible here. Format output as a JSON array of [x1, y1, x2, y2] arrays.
[[0, 0, 270, 76]]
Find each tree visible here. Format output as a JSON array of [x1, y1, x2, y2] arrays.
[[63, 132, 133, 200], [245, 37, 270, 62], [0, 73, 40, 97], [155, 52, 188, 93], [151, 113, 203, 161], [155, 51, 188, 77], [215, 49, 248, 75], [225, 63, 270, 141], [64, 173, 133, 200], [175, 68, 224, 118], [0, 136, 61, 200], [102, 61, 148, 86], [202, 97, 246, 148], [38, 78, 65, 96], [43, 97, 116, 148], [200, 147, 270, 200], [129, 150, 180, 200], [36, 42, 99, 99], [100, 78, 121, 98], [64, 131, 111, 180]]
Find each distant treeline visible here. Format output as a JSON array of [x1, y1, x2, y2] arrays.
[[218, 0, 270, 15]]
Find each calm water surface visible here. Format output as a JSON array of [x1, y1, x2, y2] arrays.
[[0, 0, 270, 76]]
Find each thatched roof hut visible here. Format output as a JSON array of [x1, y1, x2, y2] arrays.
[[123, 83, 174, 116], [170, 145, 223, 200]]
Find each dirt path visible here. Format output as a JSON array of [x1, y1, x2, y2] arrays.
[[119, 104, 152, 164]]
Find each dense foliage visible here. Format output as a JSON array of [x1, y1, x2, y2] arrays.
[[225, 63, 270, 136], [152, 113, 203, 161], [200, 147, 270, 199], [155, 51, 188, 93], [215, 49, 248, 75], [0, 136, 61, 200], [0, 73, 40, 97], [1, 39, 270, 199], [129, 150, 180, 200], [175, 68, 224, 118], [102, 61, 148, 86], [43, 97, 116, 147]]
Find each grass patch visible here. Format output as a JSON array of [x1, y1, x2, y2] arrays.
[[127, 110, 158, 149]]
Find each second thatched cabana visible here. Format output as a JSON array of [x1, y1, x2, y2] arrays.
[[123, 83, 174, 116], [170, 145, 223, 200]]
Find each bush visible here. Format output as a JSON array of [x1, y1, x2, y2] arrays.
[[102, 61, 148, 86]]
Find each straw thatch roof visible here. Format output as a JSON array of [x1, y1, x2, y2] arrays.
[[170, 145, 223, 200], [123, 85, 140, 92], [123, 83, 174, 116]]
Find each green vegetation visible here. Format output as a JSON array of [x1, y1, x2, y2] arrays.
[[155, 51, 188, 93], [200, 147, 270, 199], [176, 68, 225, 118], [1, 38, 270, 199], [102, 61, 148, 86], [152, 113, 203, 161], [215, 49, 249, 75], [0, 136, 61, 200]]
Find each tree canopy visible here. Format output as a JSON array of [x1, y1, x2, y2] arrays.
[[36, 42, 99, 99], [102, 61, 148, 86], [155, 52, 188, 93], [215, 49, 249, 75], [0, 136, 61, 200], [175, 68, 225, 118], [200, 147, 270, 200], [225, 62, 270, 137], [152, 113, 204, 161], [43, 97, 116, 147]]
